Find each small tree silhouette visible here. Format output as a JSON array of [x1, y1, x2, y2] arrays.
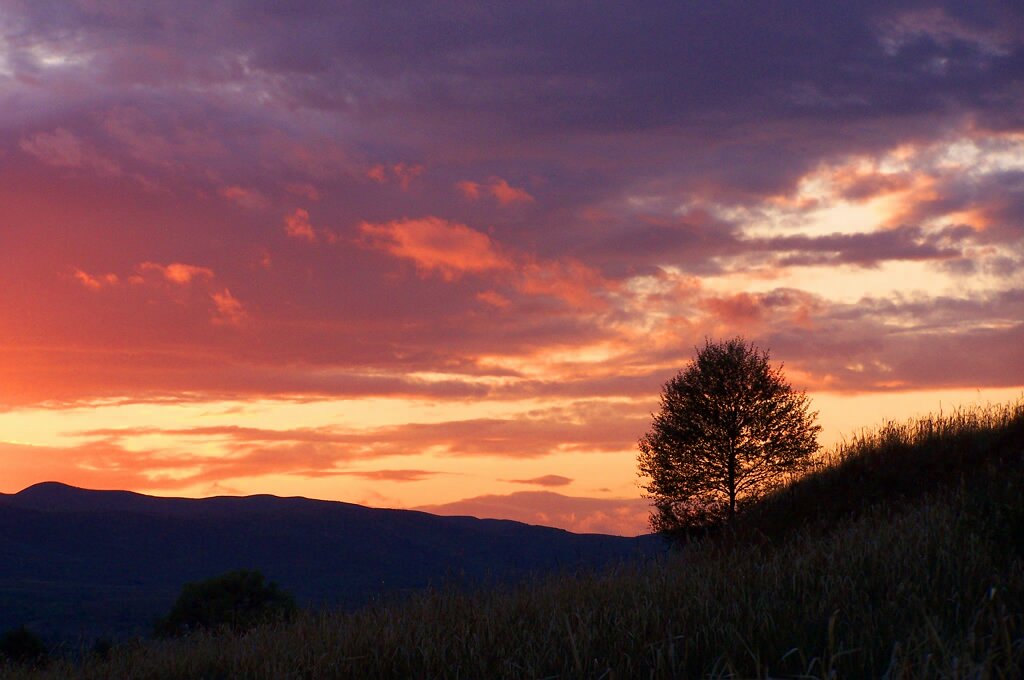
[[154, 569, 297, 637], [0, 626, 48, 667], [638, 337, 820, 536]]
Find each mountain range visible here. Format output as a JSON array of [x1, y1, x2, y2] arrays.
[[0, 482, 660, 644]]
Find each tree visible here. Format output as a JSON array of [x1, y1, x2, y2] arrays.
[[638, 337, 820, 535], [154, 569, 297, 637]]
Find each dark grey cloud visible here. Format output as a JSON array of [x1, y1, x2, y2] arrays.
[[762, 224, 974, 268]]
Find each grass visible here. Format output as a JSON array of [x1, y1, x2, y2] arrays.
[[3, 401, 1023, 679]]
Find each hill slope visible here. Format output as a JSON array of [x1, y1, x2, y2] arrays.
[[0, 484, 658, 642]]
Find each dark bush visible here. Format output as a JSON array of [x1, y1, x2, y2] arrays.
[[154, 569, 298, 637], [0, 626, 48, 666]]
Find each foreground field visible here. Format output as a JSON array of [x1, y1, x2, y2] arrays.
[[4, 402, 1023, 679]]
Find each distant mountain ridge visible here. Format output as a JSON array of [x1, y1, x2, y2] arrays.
[[0, 482, 660, 643]]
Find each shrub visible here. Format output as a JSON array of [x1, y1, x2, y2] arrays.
[[154, 569, 297, 638], [0, 626, 47, 667]]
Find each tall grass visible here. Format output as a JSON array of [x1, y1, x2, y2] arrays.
[[5, 401, 1024, 679]]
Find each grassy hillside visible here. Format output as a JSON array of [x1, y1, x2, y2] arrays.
[[4, 401, 1023, 679]]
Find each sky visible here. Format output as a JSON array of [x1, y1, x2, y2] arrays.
[[1, 1, 1023, 536]]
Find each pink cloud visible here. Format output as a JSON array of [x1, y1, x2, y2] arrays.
[[392, 162, 424, 190], [456, 180, 482, 200], [219, 185, 269, 210], [476, 290, 512, 308], [457, 177, 534, 205], [488, 177, 534, 205], [286, 183, 320, 201], [284, 208, 317, 242], [366, 163, 423, 189], [702, 292, 763, 325], [19, 128, 120, 175]]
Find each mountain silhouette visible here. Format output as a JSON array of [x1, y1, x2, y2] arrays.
[[0, 483, 659, 643]]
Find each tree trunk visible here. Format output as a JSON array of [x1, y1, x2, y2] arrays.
[[727, 441, 736, 522]]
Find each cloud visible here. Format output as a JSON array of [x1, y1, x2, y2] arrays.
[[73, 269, 119, 291], [457, 177, 534, 205], [220, 185, 269, 210], [416, 491, 651, 536], [284, 208, 317, 242], [19, 128, 120, 175], [138, 261, 215, 285], [358, 216, 613, 309], [211, 288, 248, 325], [489, 178, 534, 205], [359, 217, 512, 281], [756, 225, 971, 269], [1, 1, 1022, 456], [71, 400, 649, 461], [65, 260, 248, 330], [340, 469, 442, 482], [506, 474, 572, 487], [366, 162, 423, 189], [286, 183, 320, 201], [455, 180, 481, 200]]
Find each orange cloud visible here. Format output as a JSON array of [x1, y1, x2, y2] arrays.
[[359, 216, 613, 309], [66, 261, 247, 328], [211, 288, 248, 325], [73, 269, 119, 290], [457, 177, 534, 205], [359, 217, 512, 280], [284, 208, 317, 242], [138, 261, 215, 285], [517, 257, 610, 309]]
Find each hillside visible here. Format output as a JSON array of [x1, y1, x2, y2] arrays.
[[2, 401, 1023, 678], [0, 484, 658, 643]]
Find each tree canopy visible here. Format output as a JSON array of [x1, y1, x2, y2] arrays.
[[638, 337, 820, 535]]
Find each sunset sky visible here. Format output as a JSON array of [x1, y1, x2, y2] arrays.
[[2, 1, 1023, 535]]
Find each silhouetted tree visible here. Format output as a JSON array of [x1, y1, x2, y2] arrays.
[[638, 337, 820, 535], [154, 569, 297, 637], [0, 626, 48, 667]]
